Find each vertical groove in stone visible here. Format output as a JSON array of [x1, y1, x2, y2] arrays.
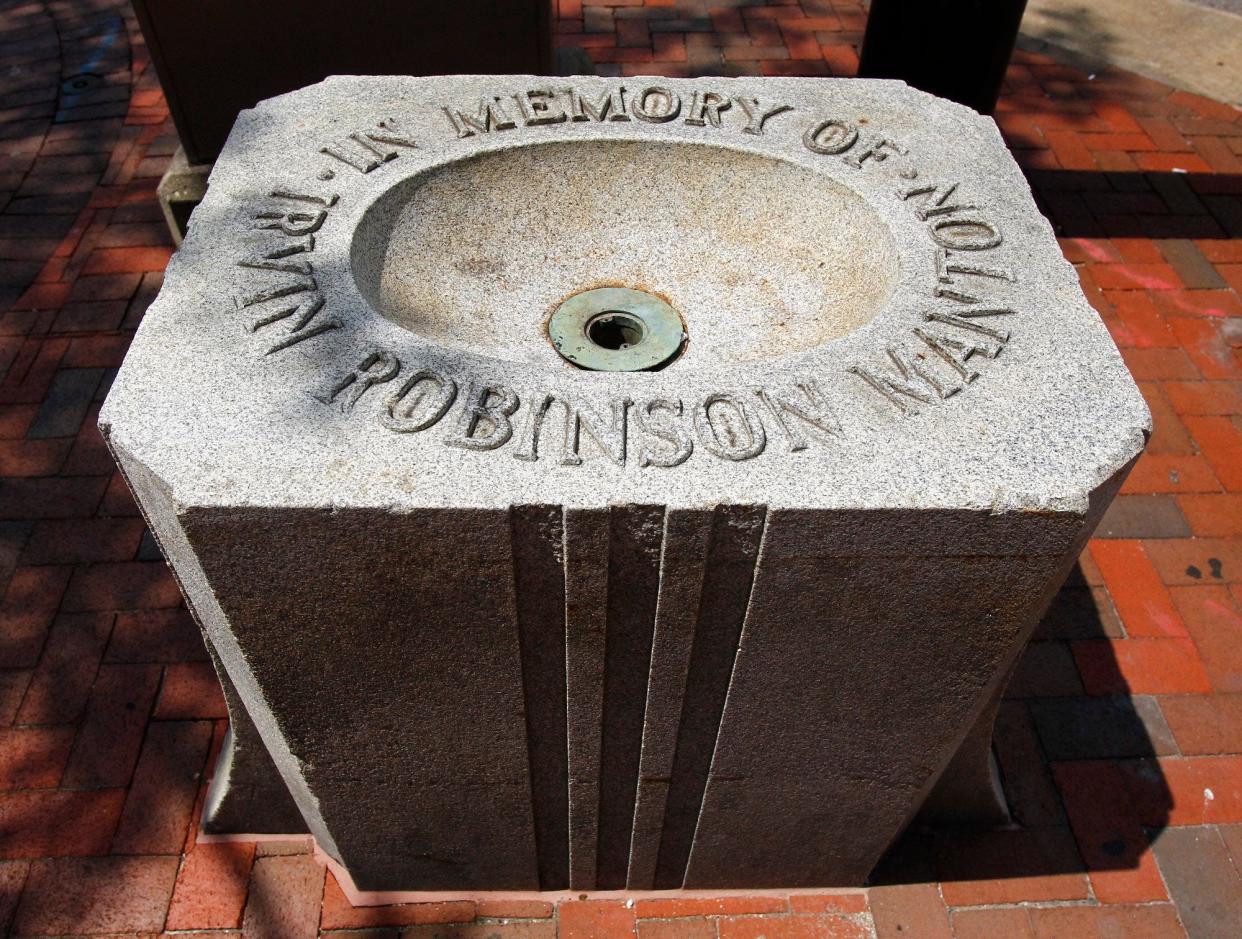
[[652, 505, 767, 889], [595, 504, 664, 891], [510, 505, 570, 890], [563, 507, 611, 890], [626, 508, 714, 890]]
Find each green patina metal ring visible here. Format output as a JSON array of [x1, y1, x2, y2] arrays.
[[548, 287, 685, 372]]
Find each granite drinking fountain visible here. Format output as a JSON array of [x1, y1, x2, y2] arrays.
[[99, 76, 1149, 896]]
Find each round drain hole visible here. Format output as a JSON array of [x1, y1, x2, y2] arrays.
[[549, 287, 684, 371]]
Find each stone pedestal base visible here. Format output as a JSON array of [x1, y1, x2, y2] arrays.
[[156, 146, 209, 246]]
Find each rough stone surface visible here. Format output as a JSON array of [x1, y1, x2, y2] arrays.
[[100, 75, 1149, 892]]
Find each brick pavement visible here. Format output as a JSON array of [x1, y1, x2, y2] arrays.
[[0, 0, 1240, 936]]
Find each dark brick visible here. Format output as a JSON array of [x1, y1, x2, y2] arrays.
[[240, 854, 323, 939], [62, 663, 161, 788], [67, 272, 141, 302], [112, 720, 213, 854], [0, 474, 107, 518], [23, 517, 145, 564], [26, 366, 104, 438], [17, 611, 113, 724], [1030, 694, 1177, 759], [105, 607, 206, 663], [1159, 239, 1228, 288], [14, 856, 178, 935], [64, 560, 182, 612], [0, 564, 71, 667], [0, 789, 125, 858], [136, 527, 164, 561], [1152, 824, 1242, 937], [51, 299, 128, 332], [1006, 641, 1085, 698], [993, 701, 1067, 827], [869, 884, 950, 939], [1096, 494, 1192, 538]]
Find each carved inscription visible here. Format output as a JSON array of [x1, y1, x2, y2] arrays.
[[791, 114, 1020, 415], [236, 189, 342, 355], [442, 86, 795, 138], [304, 356, 844, 467], [321, 119, 418, 174], [236, 82, 1035, 465]]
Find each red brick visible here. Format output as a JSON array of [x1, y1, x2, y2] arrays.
[[16, 611, 113, 724], [1185, 416, 1242, 490], [166, 841, 255, 930], [406, 924, 556, 938], [0, 565, 72, 668], [1198, 241, 1242, 264], [107, 607, 207, 663], [559, 900, 636, 938], [62, 663, 161, 788], [1091, 263, 1182, 290], [1093, 100, 1145, 133], [635, 896, 787, 918], [1106, 291, 1177, 348], [320, 873, 475, 928], [62, 334, 132, 368], [616, 18, 649, 47], [102, 470, 142, 516], [0, 671, 29, 725], [0, 789, 125, 858], [0, 727, 74, 789], [81, 245, 172, 274], [1170, 319, 1242, 381], [1090, 540, 1187, 637], [1168, 89, 1240, 122], [1073, 637, 1213, 694], [1163, 380, 1242, 416], [11, 283, 71, 314], [1146, 537, 1242, 586], [1154, 289, 1242, 319], [1161, 694, 1242, 755], [63, 560, 182, 611], [52, 299, 128, 332], [868, 884, 949, 939], [14, 856, 178, 935], [155, 660, 228, 719], [951, 908, 1034, 939], [113, 720, 213, 854], [1135, 152, 1213, 172], [22, 516, 145, 563], [1122, 755, 1242, 826], [787, 894, 868, 914], [639, 918, 715, 939], [821, 45, 860, 77], [936, 829, 1090, 905], [717, 915, 868, 939], [1120, 347, 1201, 381], [241, 854, 323, 939], [1045, 130, 1095, 169], [1122, 453, 1221, 493], [67, 272, 142, 302], [1051, 761, 1167, 903], [1178, 494, 1242, 537], [1170, 585, 1242, 693], [0, 475, 107, 519], [475, 898, 555, 918], [0, 405, 37, 439], [1028, 903, 1186, 939]]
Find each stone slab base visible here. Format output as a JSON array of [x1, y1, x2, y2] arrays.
[[155, 145, 209, 246]]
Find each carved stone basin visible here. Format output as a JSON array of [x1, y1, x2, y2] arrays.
[[100, 75, 1148, 899], [353, 140, 899, 367]]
